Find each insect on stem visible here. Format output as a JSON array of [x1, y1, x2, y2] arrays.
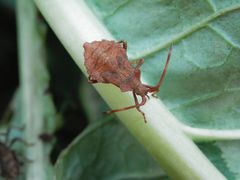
[[83, 40, 172, 122]]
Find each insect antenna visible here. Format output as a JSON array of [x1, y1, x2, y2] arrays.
[[156, 45, 172, 89], [145, 45, 173, 95]]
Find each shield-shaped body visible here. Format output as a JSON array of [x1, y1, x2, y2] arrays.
[[83, 40, 139, 92]]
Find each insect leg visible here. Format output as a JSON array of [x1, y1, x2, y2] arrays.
[[133, 92, 140, 111], [130, 59, 144, 68], [118, 40, 127, 50], [88, 76, 98, 83], [105, 95, 147, 117], [134, 59, 144, 69], [131, 59, 144, 79], [133, 93, 147, 123]]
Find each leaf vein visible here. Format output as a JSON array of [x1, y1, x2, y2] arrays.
[[205, 0, 217, 12], [208, 24, 240, 49], [170, 86, 240, 111], [131, 5, 240, 60]]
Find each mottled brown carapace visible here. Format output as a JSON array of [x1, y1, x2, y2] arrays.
[[83, 40, 172, 122], [0, 126, 33, 180], [0, 128, 21, 180], [0, 142, 20, 180]]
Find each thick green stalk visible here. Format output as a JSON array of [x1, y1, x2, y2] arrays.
[[17, 0, 56, 179], [34, 0, 226, 179]]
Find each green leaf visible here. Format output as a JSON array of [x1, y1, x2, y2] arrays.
[[198, 141, 240, 180], [55, 117, 167, 180]]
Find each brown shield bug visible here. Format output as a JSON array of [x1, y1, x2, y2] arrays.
[[0, 141, 20, 180], [83, 40, 172, 122], [0, 126, 32, 180]]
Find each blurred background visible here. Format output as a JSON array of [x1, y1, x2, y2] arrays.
[[0, 0, 108, 163]]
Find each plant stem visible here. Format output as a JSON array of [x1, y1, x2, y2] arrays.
[[17, 0, 57, 179], [182, 125, 240, 142], [34, 0, 226, 179]]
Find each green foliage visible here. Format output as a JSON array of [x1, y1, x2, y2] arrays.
[[198, 142, 239, 179], [55, 117, 167, 180]]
